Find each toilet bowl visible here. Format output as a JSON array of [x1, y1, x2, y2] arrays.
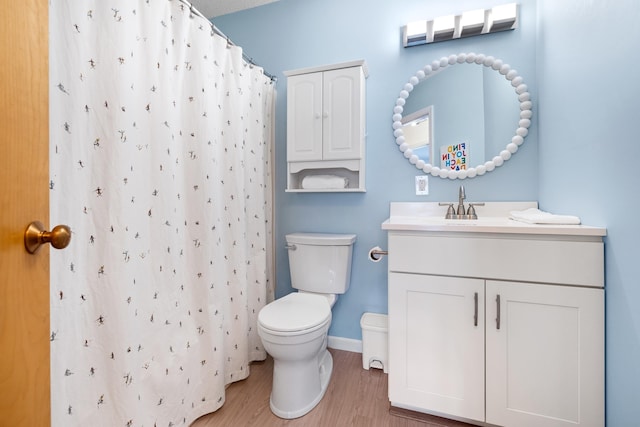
[[257, 232, 356, 419], [258, 292, 334, 419]]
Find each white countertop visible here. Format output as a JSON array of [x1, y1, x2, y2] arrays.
[[382, 202, 607, 237]]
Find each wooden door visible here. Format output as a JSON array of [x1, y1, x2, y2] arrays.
[[0, 0, 51, 425], [388, 272, 485, 422]]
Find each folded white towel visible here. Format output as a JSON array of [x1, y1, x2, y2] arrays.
[[301, 175, 349, 190], [509, 208, 581, 225]]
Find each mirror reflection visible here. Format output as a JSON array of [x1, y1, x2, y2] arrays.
[[401, 106, 433, 164], [393, 53, 532, 179]]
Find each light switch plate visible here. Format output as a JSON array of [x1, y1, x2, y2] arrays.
[[415, 175, 429, 195]]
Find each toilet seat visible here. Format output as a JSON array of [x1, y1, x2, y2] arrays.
[[259, 293, 331, 334]]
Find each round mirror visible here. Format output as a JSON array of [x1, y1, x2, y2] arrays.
[[392, 53, 532, 179]]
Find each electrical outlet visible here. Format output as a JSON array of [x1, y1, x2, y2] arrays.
[[415, 175, 429, 195]]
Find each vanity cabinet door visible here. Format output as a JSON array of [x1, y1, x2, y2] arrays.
[[485, 281, 604, 427], [388, 272, 485, 422]]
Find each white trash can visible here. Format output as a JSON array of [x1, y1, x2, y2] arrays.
[[360, 312, 388, 373]]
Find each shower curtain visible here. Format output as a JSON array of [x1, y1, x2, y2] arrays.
[[49, 1, 275, 425]]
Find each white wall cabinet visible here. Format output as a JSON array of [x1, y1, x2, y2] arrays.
[[285, 61, 367, 192], [387, 230, 605, 427]]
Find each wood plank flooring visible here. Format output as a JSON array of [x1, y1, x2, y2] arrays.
[[190, 349, 475, 427]]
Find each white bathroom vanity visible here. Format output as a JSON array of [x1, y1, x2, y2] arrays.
[[383, 202, 606, 427]]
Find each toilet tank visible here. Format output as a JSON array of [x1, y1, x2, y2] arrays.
[[286, 233, 357, 294]]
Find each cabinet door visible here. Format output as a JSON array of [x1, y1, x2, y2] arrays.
[[389, 273, 485, 422], [322, 67, 363, 160], [486, 281, 604, 427], [287, 72, 323, 161]]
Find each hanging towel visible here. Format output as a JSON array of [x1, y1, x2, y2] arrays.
[[509, 208, 581, 225], [301, 175, 349, 190]]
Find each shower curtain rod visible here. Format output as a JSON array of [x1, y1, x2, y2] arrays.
[[180, 0, 277, 83]]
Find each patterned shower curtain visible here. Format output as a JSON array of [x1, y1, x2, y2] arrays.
[[49, 1, 275, 425]]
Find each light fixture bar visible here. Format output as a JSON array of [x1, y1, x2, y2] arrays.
[[402, 3, 518, 47]]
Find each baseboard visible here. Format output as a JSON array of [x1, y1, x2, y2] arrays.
[[328, 335, 362, 353]]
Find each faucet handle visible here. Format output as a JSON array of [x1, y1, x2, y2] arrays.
[[466, 202, 485, 219], [439, 202, 456, 219]]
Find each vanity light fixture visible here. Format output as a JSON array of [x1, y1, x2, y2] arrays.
[[460, 9, 486, 38], [432, 15, 456, 42], [402, 3, 518, 47], [404, 21, 428, 47], [488, 3, 518, 32]]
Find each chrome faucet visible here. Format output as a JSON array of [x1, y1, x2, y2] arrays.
[[439, 185, 485, 219], [457, 185, 466, 216]]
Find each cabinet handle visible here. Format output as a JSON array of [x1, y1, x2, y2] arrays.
[[496, 294, 501, 330], [473, 292, 478, 327]]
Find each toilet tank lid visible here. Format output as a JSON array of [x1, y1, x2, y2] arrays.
[[286, 233, 356, 246]]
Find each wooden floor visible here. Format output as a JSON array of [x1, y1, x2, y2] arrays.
[[191, 349, 475, 427]]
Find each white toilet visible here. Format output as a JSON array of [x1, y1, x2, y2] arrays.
[[257, 232, 356, 419]]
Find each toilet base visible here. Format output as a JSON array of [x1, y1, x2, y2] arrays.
[[269, 348, 333, 419]]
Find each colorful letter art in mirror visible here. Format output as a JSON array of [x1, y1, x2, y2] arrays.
[[440, 142, 468, 171]]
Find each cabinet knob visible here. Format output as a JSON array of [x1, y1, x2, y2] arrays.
[[323, 111, 329, 118]]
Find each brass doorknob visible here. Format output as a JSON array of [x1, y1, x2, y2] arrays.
[[24, 221, 71, 254]]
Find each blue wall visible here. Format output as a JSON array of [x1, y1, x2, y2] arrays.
[[214, 0, 538, 336], [215, 0, 640, 424], [536, 0, 640, 424]]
